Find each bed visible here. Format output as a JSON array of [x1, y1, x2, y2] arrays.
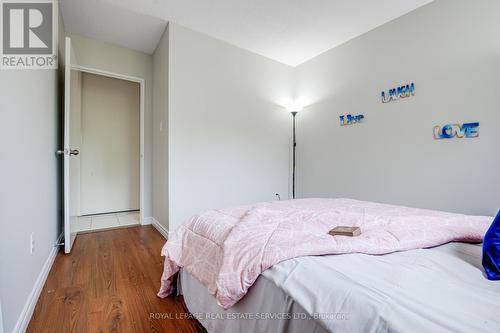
[[159, 198, 500, 332], [178, 242, 500, 333]]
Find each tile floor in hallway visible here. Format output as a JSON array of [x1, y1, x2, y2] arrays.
[[72, 211, 140, 232]]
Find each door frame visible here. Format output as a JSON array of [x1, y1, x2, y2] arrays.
[[70, 64, 147, 225]]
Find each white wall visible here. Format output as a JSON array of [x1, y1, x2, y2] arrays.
[[167, 23, 295, 231], [152, 26, 169, 229], [69, 70, 82, 216], [68, 33, 153, 218], [0, 56, 60, 333], [0, 7, 62, 333], [295, 0, 500, 216], [80, 73, 140, 214]]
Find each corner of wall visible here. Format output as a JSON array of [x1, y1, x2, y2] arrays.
[[152, 23, 170, 232]]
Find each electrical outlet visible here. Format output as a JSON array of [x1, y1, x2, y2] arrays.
[[30, 233, 35, 254]]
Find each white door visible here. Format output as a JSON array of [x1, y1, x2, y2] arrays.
[[80, 73, 140, 215], [62, 37, 79, 254]]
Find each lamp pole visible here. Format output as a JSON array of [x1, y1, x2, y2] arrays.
[[291, 111, 297, 199]]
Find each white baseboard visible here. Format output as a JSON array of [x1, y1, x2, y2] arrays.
[[13, 233, 63, 333], [0, 297, 4, 333], [141, 216, 153, 226], [150, 217, 169, 239]]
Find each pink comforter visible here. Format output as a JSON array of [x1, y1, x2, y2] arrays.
[[158, 198, 491, 309]]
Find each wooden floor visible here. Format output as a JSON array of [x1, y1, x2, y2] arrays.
[[27, 226, 206, 333]]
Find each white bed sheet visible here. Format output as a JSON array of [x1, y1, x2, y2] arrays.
[[263, 242, 500, 333], [180, 242, 500, 333]]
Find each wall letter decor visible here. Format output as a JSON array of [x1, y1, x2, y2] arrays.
[[381, 83, 415, 103], [340, 114, 364, 126], [433, 122, 479, 139]]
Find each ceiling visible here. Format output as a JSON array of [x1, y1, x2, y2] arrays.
[[61, 0, 433, 67]]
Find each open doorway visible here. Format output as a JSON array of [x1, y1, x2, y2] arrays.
[[69, 69, 143, 234]]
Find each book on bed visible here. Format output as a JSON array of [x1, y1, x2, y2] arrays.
[[329, 226, 361, 237]]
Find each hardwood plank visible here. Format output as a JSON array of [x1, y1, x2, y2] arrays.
[[26, 226, 206, 333]]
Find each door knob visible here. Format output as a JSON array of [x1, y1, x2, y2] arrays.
[[55, 149, 79, 156]]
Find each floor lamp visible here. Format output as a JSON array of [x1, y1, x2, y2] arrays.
[[287, 104, 303, 199]]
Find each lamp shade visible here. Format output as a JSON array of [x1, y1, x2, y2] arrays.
[[286, 103, 303, 113]]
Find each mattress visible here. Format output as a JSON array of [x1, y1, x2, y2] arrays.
[[179, 242, 500, 333]]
